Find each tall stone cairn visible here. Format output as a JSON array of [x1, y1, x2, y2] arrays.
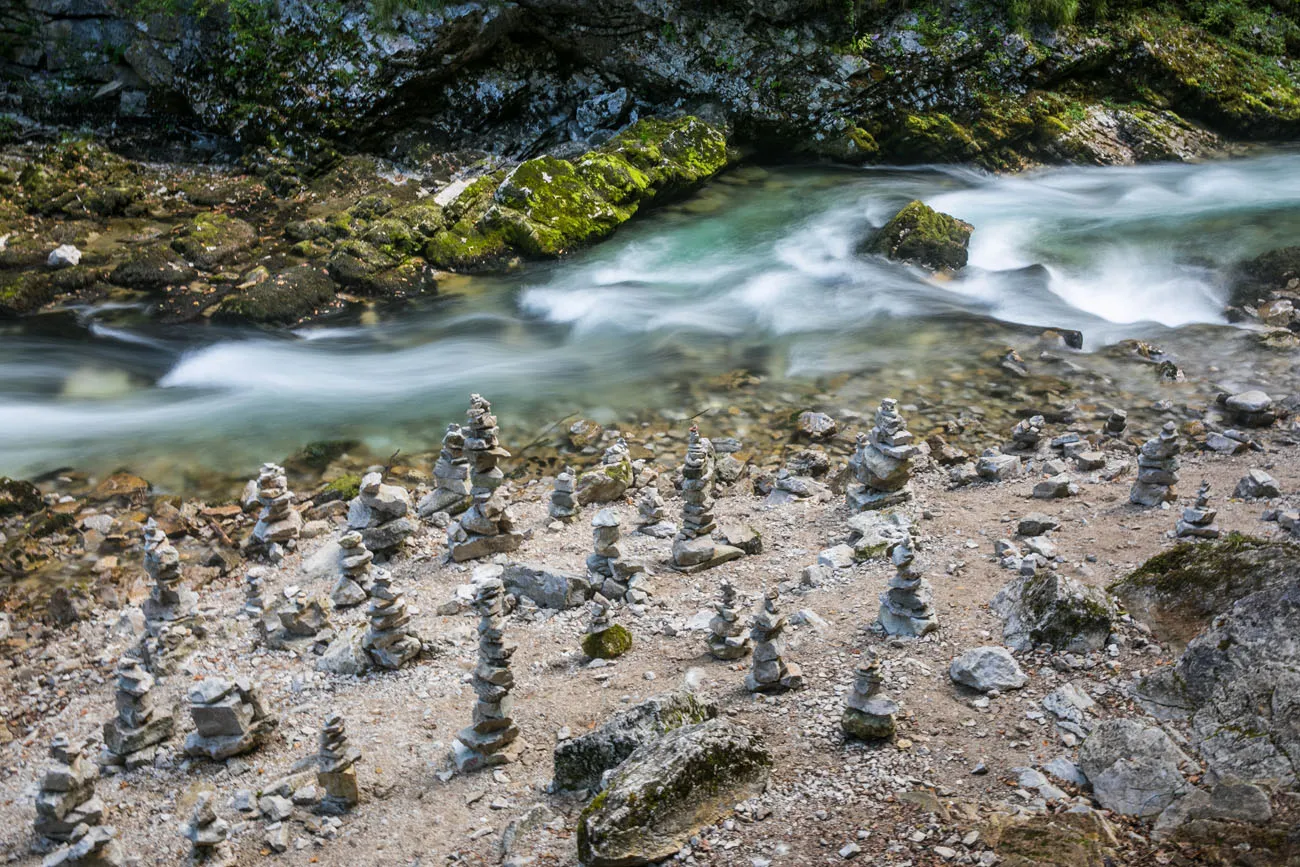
[[182, 793, 233, 866], [447, 395, 523, 562], [141, 519, 198, 636], [672, 426, 743, 570], [34, 735, 104, 842], [846, 398, 918, 512], [418, 423, 472, 518], [331, 531, 373, 608], [877, 535, 938, 637], [453, 578, 521, 772], [317, 713, 361, 814], [549, 466, 580, 523], [242, 566, 268, 620], [1130, 421, 1181, 507], [707, 580, 752, 661], [362, 575, 422, 670], [1176, 481, 1221, 539], [841, 649, 899, 740], [102, 650, 174, 771], [744, 590, 803, 692], [250, 462, 302, 558], [183, 677, 277, 760]]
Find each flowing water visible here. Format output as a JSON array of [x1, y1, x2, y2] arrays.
[[3, 153, 1300, 489]]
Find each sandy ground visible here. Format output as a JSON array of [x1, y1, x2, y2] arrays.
[[1, 432, 1298, 867]]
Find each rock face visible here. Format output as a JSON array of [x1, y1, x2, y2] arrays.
[[1134, 578, 1300, 789], [447, 395, 524, 562], [672, 426, 743, 571], [417, 424, 472, 518], [346, 471, 415, 554], [1078, 719, 1192, 817], [865, 201, 973, 271], [576, 718, 771, 866], [552, 690, 717, 792], [993, 564, 1114, 652], [454, 577, 522, 772], [842, 649, 898, 740], [846, 399, 918, 512], [877, 536, 938, 638], [183, 678, 277, 760], [1130, 422, 1181, 507], [102, 651, 174, 771], [576, 439, 634, 506], [35, 736, 104, 841], [949, 646, 1027, 692]]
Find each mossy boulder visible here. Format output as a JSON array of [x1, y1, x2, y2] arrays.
[[989, 808, 1120, 867], [1228, 247, 1300, 308], [0, 477, 42, 517], [17, 140, 145, 217], [1110, 533, 1300, 652], [216, 264, 337, 324], [581, 624, 633, 660], [576, 718, 771, 866], [553, 690, 717, 792], [576, 460, 634, 506], [109, 246, 198, 290], [172, 213, 257, 271], [992, 569, 1115, 653], [0, 268, 98, 317], [866, 200, 973, 271]]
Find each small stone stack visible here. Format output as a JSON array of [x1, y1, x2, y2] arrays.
[[250, 462, 302, 558], [707, 580, 751, 661], [316, 714, 361, 814], [102, 652, 174, 771], [636, 485, 675, 538], [242, 566, 268, 620], [1176, 481, 1221, 539], [672, 426, 743, 570], [745, 590, 803, 693], [418, 423, 472, 518], [347, 471, 415, 554], [580, 593, 632, 659], [549, 466, 580, 523], [841, 649, 899, 740], [576, 438, 635, 505], [586, 508, 648, 601], [34, 736, 104, 842], [846, 398, 919, 512], [182, 793, 232, 866], [448, 394, 524, 562], [453, 578, 522, 772], [141, 623, 197, 677], [362, 575, 422, 670], [1130, 422, 1181, 507], [331, 531, 373, 608], [1009, 415, 1045, 452], [267, 588, 333, 652], [141, 519, 199, 636], [877, 536, 938, 637], [1104, 408, 1128, 438], [42, 824, 125, 867], [183, 677, 277, 760]]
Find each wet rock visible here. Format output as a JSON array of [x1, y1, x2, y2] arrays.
[[172, 213, 255, 271], [0, 476, 42, 516], [216, 264, 335, 324], [949, 646, 1027, 692], [1221, 390, 1276, 427], [575, 718, 770, 866], [865, 200, 972, 271]]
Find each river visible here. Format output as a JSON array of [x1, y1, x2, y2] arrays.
[[2, 153, 1298, 489]]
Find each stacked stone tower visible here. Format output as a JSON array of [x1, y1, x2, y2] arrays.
[[841, 649, 899, 740], [1130, 422, 1181, 506], [34, 735, 104, 841], [250, 462, 302, 558], [846, 398, 918, 511], [877, 535, 938, 637], [745, 590, 803, 692], [672, 425, 743, 570], [447, 395, 523, 561], [707, 580, 751, 661], [317, 713, 361, 814], [418, 423, 472, 518], [453, 578, 521, 772], [102, 649, 174, 771]]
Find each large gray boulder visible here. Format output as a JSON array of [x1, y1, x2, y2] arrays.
[[502, 562, 590, 610], [992, 569, 1115, 652], [1079, 719, 1193, 817], [553, 691, 716, 792], [1135, 579, 1300, 789], [576, 718, 771, 866], [948, 646, 1027, 692]]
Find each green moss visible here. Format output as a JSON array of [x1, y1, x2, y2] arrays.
[[322, 474, 362, 501], [581, 624, 633, 660], [1116, 532, 1276, 595], [216, 264, 336, 323], [172, 213, 257, 270], [867, 200, 974, 271]]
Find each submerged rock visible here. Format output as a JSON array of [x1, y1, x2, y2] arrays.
[[864, 200, 973, 271]]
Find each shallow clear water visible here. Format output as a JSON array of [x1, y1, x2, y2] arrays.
[[3, 154, 1299, 486]]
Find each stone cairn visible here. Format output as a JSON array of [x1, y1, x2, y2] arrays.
[[707, 579, 751, 661], [1009, 415, 1045, 452], [249, 462, 302, 559], [242, 566, 268, 620], [635, 485, 675, 538], [846, 398, 919, 512], [548, 465, 580, 523], [362, 575, 422, 670], [672, 426, 743, 570], [317, 713, 361, 814], [745, 590, 803, 693], [448, 395, 524, 562], [267, 588, 334, 652], [347, 471, 415, 554], [43, 824, 125, 867], [332, 531, 373, 608], [1176, 481, 1221, 539], [1130, 421, 1181, 507], [34, 735, 104, 842], [102, 649, 174, 772], [841, 648, 899, 740], [183, 677, 277, 760], [877, 535, 938, 637], [1104, 408, 1128, 438], [141, 519, 199, 637], [141, 623, 197, 677], [580, 593, 632, 660], [182, 793, 232, 866], [418, 423, 472, 519], [453, 577, 522, 772], [587, 507, 648, 602]]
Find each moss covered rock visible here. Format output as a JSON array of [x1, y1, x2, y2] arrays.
[[16, 140, 145, 217], [0, 477, 42, 517], [172, 213, 257, 271], [992, 569, 1116, 653], [109, 246, 198, 290], [0, 267, 98, 317], [867, 200, 973, 271], [576, 718, 771, 866], [581, 624, 632, 660], [216, 264, 337, 324]]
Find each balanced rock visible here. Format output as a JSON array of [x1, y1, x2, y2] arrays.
[[549, 465, 580, 523], [846, 398, 917, 512], [1175, 481, 1221, 539], [267, 588, 333, 652], [707, 580, 751, 661], [346, 471, 415, 554], [447, 394, 524, 561], [140, 519, 199, 638], [576, 438, 634, 506], [842, 649, 898, 740], [417, 423, 472, 518], [949, 646, 1027, 692], [1009, 415, 1045, 452], [317, 713, 361, 813], [745, 590, 803, 692], [183, 677, 277, 760], [671, 426, 743, 571], [453, 577, 523, 772], [587, 508, 649, 602], [635, 485, 675, 538], [1130, 422, 1180, 507], [34, 736, 104, 841], [1105, 408, 1128, 437], [102, 650, 174, 771], [877, 535, 938, 637], [362, 575, 422, 670], [581, 593, 632, 659], [331, 531, 374, 608]]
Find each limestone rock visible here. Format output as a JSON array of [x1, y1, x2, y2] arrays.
[[949, 646, 1027, 692], [1078, 719, 1192, 816], [576, 439, 633, 505], [865, 200, 972, 271], [502, 562, 589, 609], [992, 566, 1114, 652], [1233, 469, 1280, 500]]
